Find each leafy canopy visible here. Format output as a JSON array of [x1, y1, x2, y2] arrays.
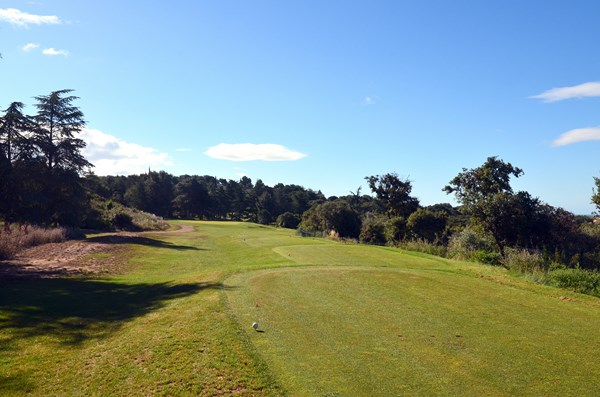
[[365, 173, 419, 218], [443, 156, 523, 206], [593, 177, 600, 214]]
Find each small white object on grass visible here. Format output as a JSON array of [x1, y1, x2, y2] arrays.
[[252, 322, 259, 330]]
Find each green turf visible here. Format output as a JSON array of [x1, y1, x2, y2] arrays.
[[1, 221, 599, 396], [226, 267, 600, 396]]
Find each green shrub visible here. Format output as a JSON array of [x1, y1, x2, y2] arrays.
[[447, 228, 496, 261], [276, 212, 300, 229], [406, 208, 447, 242], [299, 200, 361, 238], [547, 268, 600, 297], [384, 216, 407, 243], [359, 214, 387, 245], [504, 248, 546, 272], [111, 213, 134, 230], [398, 239, 447, 258], [84, 194, 169, 231], [473, 250, 501, 265]]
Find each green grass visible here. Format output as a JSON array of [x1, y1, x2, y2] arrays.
[[1, 221, 599, 396]]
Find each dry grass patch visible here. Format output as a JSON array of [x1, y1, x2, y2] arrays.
[[0, 224, 67, 260]]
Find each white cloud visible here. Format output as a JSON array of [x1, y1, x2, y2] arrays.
[[204, 143, 307, 161], [81, 128, 172, 175], [42, 47, 69, 56], [552, 127, 600, 147], [0, 8, 61, 27], [531, 82, 600, 102], [22, 42, 39, 51]]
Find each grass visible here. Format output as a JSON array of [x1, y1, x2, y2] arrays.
[[226, 267, 600, 396], [1, 221, 599, 396]]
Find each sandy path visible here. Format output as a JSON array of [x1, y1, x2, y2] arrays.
[[0, 223, 195, 279]]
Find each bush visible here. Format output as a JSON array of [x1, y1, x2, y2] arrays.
[[406, 208, 447, 242], [447, 228, 496, 261], [504, 248, 546, 272], [84, 195, 169, 231], [359, 214, 387, 245], [384, 216, 407, 243], [299, 200, 361, 239], [547, 268, 600, 297], [276, 212, 300, 229], [111, 213, 134, 230], [473, 250, 501, 265], [398, 239, 447, 258]]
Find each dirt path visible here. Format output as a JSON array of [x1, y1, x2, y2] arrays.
[[0, 223, 195, 279], [160, 224, 195, 233]]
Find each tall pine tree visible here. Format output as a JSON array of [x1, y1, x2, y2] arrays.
[[33, 89, 91, 173], [29, 90, 92, 225]]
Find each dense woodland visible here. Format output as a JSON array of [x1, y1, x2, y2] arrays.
[[2, 91, 600, 281]]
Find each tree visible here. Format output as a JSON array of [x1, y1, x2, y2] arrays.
[[300, 200, 361, 238], [172, 176, 209, 219], [0, 102, 32, 164], [443, 156, 523, 206], [26, 90, 92, 224], [0, 102, 32, 218], [32, 89, 91, 173], [593, 177, 600, 214], [365, 173, 419, 218], [443, 157, 525, 258]]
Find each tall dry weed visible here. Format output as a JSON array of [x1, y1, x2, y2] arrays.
[[0, 224, 66, 260]]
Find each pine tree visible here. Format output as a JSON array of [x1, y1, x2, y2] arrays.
[[32, 89, 92, 173]]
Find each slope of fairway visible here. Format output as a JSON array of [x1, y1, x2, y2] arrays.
[[1, 221, 599, 396], [0, 222, 294, 396], [226, 244, 600, 396]]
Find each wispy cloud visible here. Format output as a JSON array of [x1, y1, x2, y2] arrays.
[[22, 42, 39, 51], [531, 82, 600, 102], [233, 166, 248, 178], [364, 96, 377, 105], [0, 8, 61, 27], [42, 47, 69, 56], [204, 143, 307, 161], [552, 127, 600, 147], [81, 128, 172, 175]]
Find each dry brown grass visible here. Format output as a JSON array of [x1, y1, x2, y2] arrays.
[[0, 223, 67, 260]]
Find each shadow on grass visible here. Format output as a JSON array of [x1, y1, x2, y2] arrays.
[[0, 277, 219, 346], [0, 373, 35, 395], [86, 234, 203, 251]]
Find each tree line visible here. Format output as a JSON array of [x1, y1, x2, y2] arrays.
[[299, 158, 600, 271], [2, 91, 600, 273], [85, 172, 325, 228]]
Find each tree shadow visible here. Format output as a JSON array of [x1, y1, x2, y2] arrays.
[[0, 277, 219, 346], [0, 373, 35, 395], [86, 234, 203, 251], [0, 262, 87, 278]]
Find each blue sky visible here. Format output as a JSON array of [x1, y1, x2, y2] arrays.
[[2, 1, 600, 214]]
